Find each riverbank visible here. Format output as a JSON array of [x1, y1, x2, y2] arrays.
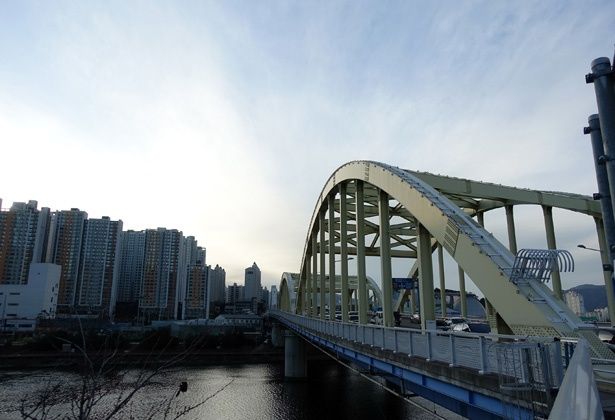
[[0, 344, 329, 370]]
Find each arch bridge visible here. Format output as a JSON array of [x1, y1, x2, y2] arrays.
[[279, 161, 612, 355], [272, 160, 615, 418]]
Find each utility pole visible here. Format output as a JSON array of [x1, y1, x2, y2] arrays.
[[586, 53, 615, 324]]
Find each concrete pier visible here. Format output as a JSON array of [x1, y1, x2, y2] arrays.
[[271, 323, 285, 348], [284, 332, 307, 379]]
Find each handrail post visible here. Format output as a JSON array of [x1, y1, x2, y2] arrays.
[[426, 331, 432, 362], [479, 336, 487, 374], [449, 334, 456, 367], [408, 330, 413, 357], [394, 329, 398, 353], [552, 340, 564, 386]]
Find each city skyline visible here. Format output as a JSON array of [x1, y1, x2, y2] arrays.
[[2, 2, 615, 292]]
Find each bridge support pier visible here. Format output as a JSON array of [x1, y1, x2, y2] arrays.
[[271, 323, 285, 348], [284, 332, 307, 379]]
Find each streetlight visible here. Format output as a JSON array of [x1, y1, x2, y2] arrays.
[[578, 244, 613, 272], [577, 244, 602, 252]]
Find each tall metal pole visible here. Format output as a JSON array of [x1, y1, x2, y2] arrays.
[[505, 205, 518, 254], [542, 206, 562, 299], [312, 234, 318, 317], [587, 114, 615, 261], [587, 56, 615, 326], [438, 244, 447, 317], [355, 180, 368, 324], [596, 217, 615, 326], [328, 193, 336, 320], [587, 58, 615, 226], [458, 266, 467, 318], [379, 189, 393, 327], [586, 114, 615, 324], [339, 183, 350, 322], [319, 209, 326, 320], [417, 222, 435, 330]]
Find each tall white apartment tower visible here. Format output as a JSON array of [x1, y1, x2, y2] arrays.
[[46, 208, 88, 314], [564, 290, 586, 316], [140, 228, 183, 320], [208, 264, 226, 303], [76, 217, 123, 319], [244, 262, 261, 301], [117, 230, 146, 303]]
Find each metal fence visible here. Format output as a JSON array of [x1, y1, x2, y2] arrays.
[[270, 310, 564, 385]]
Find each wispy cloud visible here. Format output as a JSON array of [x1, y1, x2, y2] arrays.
[[1, 1, 614, 290]]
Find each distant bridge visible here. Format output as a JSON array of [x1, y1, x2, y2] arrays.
[[273, 161, 615, 418]]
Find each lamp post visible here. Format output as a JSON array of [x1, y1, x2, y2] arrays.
[[578, 244, 602, 252]]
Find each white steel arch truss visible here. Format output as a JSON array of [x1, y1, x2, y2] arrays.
[[283, 161, 613, 359]]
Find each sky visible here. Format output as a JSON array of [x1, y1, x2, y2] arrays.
[[1, 1, 615, 295]]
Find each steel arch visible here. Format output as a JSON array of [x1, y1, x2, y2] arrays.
[[293, 160, 612, 359]]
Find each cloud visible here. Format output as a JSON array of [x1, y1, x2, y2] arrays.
[[1, 1, 615, 290]]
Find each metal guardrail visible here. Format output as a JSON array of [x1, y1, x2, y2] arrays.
[[270, 310, 564, 387]]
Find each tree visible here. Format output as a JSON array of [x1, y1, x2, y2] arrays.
[[18, 322, 232, 420]]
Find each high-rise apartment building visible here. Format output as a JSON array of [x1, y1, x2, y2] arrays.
[[269, 285, 278, 309], [196, 247, 206, 266], [226, 282, 244, 305], [117, 230, 146, 303], [244, 262, 261, 301], [140, 228, 183, 320], [261, 287, 269, 308], [0, 200, 50, 284], [185, 262, 209, 319], [181, 237, 209, 319], [564, 290, 586, 316], [208, 264, 226, 303], [46, 208, 88, 313], [76, 217, 122, 318]]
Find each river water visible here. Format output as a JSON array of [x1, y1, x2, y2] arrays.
[[0, 360, 459, 419]]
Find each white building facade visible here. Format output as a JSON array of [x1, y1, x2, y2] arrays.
[[244, 262, 261, 301], [564, 290, 586, 316], [0, 263, 61, 329]]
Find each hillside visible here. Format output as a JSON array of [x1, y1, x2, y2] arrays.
[[566, 284, 608, 312]]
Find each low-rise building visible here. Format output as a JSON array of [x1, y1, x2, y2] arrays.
[[212, 313, 263, 331], [0, 263, 61, 331]]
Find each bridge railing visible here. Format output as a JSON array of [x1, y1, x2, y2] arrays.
[[270, 310, 564, 387]]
